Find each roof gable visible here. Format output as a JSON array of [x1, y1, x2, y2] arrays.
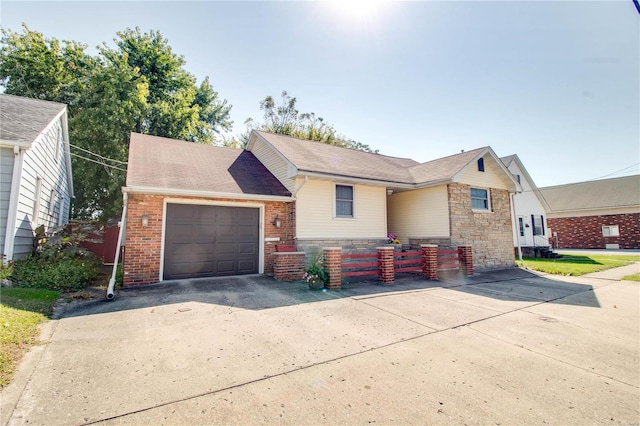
[[126, 133, 291, 197], [501, 154, 550, 210], [0, 94, 66, 145]]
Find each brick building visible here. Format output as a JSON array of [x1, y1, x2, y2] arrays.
[[539, 175, 640, 250]]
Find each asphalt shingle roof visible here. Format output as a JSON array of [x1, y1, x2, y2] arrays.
[[539, 175, 640, 212], [254, 131, 490, 186], [0, 94, 66, 144], [127, 133, 291, 197]]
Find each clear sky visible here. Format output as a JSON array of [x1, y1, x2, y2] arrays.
[[2, 1, 638, 187]]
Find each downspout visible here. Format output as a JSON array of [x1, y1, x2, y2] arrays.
[[511, 192, 523, 263], [3, 146, 25, 263], [292, 175, 308, 197], [106, 191, 128, 299]]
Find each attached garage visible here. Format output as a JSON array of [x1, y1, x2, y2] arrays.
[[163, 203, 260, 280]]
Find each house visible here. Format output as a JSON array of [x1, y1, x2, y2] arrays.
[[0, 94, 74, 262], [501, 154, 552, 257], [122, 131, 521, 286], [539, 175, 640, 249]]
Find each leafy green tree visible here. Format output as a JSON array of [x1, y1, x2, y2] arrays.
[[241, 90, 376, 152], [0, 25, 232, 220]]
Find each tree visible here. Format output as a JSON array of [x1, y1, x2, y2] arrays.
[[0, 25, 232, 220], [240, 90, 376, 152]]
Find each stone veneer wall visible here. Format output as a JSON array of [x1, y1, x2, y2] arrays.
[[547, 213, 639, 249], [123, 193, 295, 286], [446, 183, 515, 270], [295, 238, 388, 260]]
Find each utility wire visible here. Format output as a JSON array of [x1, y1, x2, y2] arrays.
[[69, 152, 128, 173], [69, 143, 128, 165]]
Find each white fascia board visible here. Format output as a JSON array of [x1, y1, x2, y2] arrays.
[[60, 110, 74, 198], [453, 147, 522, 193], [0, 139, 32, 149], [296, 170, 415, 189], [123, 186, 294, 202]]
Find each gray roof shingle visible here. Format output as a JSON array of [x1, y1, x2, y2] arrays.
[[539, 175, 640, 212], [254, 131, 491, 186], [127, 133, 291, 197], [0, 94, 66, 144]]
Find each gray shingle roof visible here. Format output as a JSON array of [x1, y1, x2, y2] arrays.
[[254, 131, 419, 184], [126, 133, 291, 197], [539, 175, 640, 212], [0, 94, 66, 144], [254, 131, 492, 186]]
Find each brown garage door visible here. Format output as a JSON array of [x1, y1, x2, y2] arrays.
[[163, 204, 259, 280]]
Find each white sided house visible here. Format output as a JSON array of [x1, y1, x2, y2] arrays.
[[0, 94, 74, 261], [501, 154, 553, 257]]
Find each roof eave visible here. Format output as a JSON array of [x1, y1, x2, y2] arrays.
[[295, 170, 415, 189], [122, 185, 294, 202]]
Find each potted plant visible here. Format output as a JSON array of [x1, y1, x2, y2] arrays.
[[388, 232, 401, 245], [302, 253, 328, 290]]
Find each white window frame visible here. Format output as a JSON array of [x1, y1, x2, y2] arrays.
[[602, 225, 619, 237], [470, 187, 491, 212], [334, 184, 355, 219]]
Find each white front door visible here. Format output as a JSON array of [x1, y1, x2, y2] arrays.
[[518, 216, 528, 246]]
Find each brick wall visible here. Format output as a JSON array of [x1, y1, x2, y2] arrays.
[[548, 213, 639, 249], [447, 183, 515, 270], [123, 193, 295, 286]]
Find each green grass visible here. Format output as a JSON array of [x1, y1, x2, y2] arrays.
[[520, 255, 640, 277], [622, 273, 640, 282], [0, 287, 59, 389]]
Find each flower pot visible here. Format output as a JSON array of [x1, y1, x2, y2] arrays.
[[308, 280, 325, 290]]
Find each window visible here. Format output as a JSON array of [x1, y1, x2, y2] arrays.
[[518, 217, 525, 237], [516, 174, 521, 184], [531, 215, 545, 236], [335, 184, 354, 217], [477, 158, 485, 172], [602, 225, 619, 237], [470, 188, 489, 211]]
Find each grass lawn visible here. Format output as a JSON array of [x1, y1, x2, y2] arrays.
[[0, 287, 59, 389], [622, 273, 640, 282], [520, 254, 640, 276]]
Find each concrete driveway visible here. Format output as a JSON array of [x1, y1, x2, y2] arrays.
[[2, 264, 639, 425]]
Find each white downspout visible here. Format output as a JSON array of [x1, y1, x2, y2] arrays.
[[511, 192, 523, 263], [106, 191, 128, 299], [3, 146, 25, 263]]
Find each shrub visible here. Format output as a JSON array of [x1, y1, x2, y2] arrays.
[[11, 257, 99, 292]]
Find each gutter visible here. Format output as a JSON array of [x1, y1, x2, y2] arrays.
[[106, 191, 128, 299], [123, 186, 294, 202]]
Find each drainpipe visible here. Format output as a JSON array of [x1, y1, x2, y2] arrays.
[[293, 175, 308, 197], [511, 192, 523, 263], [106, 191, 128, 300]]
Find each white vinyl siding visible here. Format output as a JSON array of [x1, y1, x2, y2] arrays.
[[0, 147, 14, 252], [250, 137, 295, 193], [296, 179, 386, 238], [459, 156, 509, 190], [13, 117, 71, 258], [387, 185, 450, 243]]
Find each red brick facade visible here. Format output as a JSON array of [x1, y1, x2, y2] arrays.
[[548, 213, 639, 249], [123, 193, 295, 286]]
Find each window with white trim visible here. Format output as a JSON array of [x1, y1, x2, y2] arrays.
[[470, 188, 490, 211], [335, 184, 354, 217], [602, 225, 619, 237]]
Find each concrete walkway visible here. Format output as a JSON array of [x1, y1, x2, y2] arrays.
[[2, 265, 638, 425]]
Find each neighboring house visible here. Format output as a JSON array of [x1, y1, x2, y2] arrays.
[[0, 94, 74, 261], [501, 154, 552, 256], [122, 131, 521, 286], [539, 175, 640, 249]]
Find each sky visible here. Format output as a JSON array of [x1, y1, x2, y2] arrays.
[[2, 0, 639, 188]]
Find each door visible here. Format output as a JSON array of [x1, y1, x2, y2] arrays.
[[518, 216, 528, 246], [163, 204, 260, 280]]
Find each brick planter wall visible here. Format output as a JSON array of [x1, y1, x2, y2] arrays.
[[547, 213, 639, 249], [273, 252, 305, 281], [123, 193, 295, 286], [447, 183, 515, 270]]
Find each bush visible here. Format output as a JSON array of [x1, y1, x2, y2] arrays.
[[11, 257, 99, 292]]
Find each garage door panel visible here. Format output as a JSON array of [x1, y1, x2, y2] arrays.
[[164, 204, 260, 280]]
